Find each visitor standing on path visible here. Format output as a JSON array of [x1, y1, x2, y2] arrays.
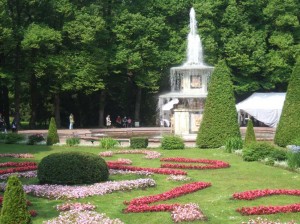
[[69, 113, 74, 129], [116, 116, 122, 127], [106, 115, 111, 128]]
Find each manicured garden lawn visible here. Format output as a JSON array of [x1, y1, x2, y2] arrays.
[[0, 143, 300, 224]]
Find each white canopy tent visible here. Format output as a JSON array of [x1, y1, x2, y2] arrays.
[[162, 98, 179, 111], [236, 92, 286, 128]]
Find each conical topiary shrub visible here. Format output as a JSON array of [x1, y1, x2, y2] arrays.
[[196, 60, 241, 148], [0, 175, 31, 224], [244, 119, 256, 145], [274, 57, 300, 147], [47, 117, 60, 145]]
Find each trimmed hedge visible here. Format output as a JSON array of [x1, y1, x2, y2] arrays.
[[225, 137, 243, 153], [100, 137, 119, 149], [274, 58, 300, 147], [244, 119, 256, 145], [242, 142, 287, 162], [0, 175, 31, 224], [37, 152, 109, 185], [46, 117, 59, 145], [130, 137, 148, 149], [0, 133, 26, 144], [196, 60, 241, 148], [161, 135, 184, 150]]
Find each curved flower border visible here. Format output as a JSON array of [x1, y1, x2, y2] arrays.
[[100, 150, 161, 159], [233, 189, 300, 215], [160, 157, 230, 169], [0, 162, 37, 175]]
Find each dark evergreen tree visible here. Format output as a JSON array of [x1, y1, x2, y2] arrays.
[[274, 57, 300, 146], [196, 60, 241, 148], [0, 175, 31, 224], [46, 117, 59, 145], [244, 119, 256, 145]]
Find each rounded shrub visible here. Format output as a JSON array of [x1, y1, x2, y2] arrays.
[[27, 134, 45, 145], [242, 142, 286, 162], [161, 135, 184, 150], [0, 175, 31, 224], [100, 137, 119, 149], [130, 137, 148, 149], [37, 152, 109, 185], [46, 117, 59, 145]]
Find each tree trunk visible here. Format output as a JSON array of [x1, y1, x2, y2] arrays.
[[0, 85, 10, 129], [54, 93, 61, 128], [98, 90, 106, 127], [134, 87, 142, 123], [29, 74, 37, 128]]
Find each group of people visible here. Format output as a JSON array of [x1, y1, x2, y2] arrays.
[[0, 113, 18, 133], [106, 115, 132, 128]]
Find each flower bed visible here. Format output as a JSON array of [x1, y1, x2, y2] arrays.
[[0, 162, 37, 175], [0, 178, 156, 200], [57, 202, 96, 212], [124, 182, 210, 222], [243, 217, 297, 224], [160, 157, 230, 169], [100, 150, 161, 159], [0, 153, 34, 158], [233, 189, 300, 215], [0, 171, 37, 180], [233, 189, 300, 200], [171, 203, 206, 223], [108, 163, 187, 176]]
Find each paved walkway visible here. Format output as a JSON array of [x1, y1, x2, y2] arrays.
[[18, 126, 275, 148]]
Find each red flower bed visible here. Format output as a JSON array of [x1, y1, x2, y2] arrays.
[[108, 163, 187, 176], [160, 157, 230, 170], [124, 182, 211, 213], [237, 204, 300, 215], [233, 189, 300, 215], [233, 189, 300, 200], [0, 162, 38, 175]]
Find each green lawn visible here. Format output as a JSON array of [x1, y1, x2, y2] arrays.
[[0, 143, 299, 224]]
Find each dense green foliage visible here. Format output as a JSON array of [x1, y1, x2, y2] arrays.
[[66, 137, 80, 146], [100, 137, 119, 149], [0, 1, 298, 127], [0, 176, 31, 224], [0, 133, 25, 144], [242, 142, 287, 162], [287, 151, 300, 169], [161, 135, 185, 150], [274, 58, 300, 147], [37, 152, 109, 185], [27, 134, 45, 145], [130, 137, 148, 149], [225, 137, 243, 153], [244, 119, 256, 145], [197, 60, 241, 148], [46, 117, 59, 145]]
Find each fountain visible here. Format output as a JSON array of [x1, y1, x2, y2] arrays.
[[158, 7, 214, 136]]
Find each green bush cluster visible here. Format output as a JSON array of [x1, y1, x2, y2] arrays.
[[46, 117, 59, 145], [274, 58, 300, 147], [196, 60, 241, 148], [287, 151, 300, 169], [0, 175, 31, 224], [0, 133, 26, 144], [66, 137, 81, 146], [37, 152, 109, 185], [244, 119, 256, 145], [161, 135, 184, 150], [225, 137, 243, 153], [27, 134, 45, 145], [130, 137, 148, 149], [242, 142, 287, 162], [100, 137, 119, 149]]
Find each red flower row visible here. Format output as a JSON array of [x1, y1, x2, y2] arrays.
[[233, 189, 300, 200], [0, 166, 37, 175], [237, 203, 300, 215], [0, 162, 37, 168], [107, 164, 187, 176], [160, 157, 230, 170], [124, 182, 211, 213]]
